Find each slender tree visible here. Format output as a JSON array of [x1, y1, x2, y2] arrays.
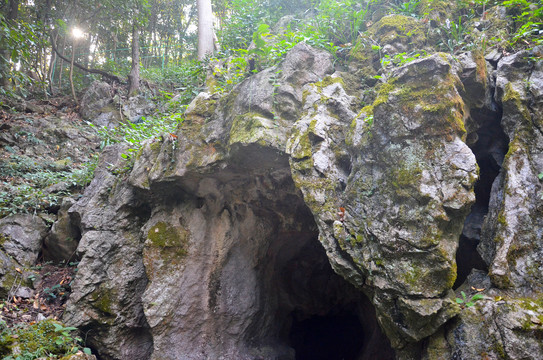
[[197, 0, 214, 60]]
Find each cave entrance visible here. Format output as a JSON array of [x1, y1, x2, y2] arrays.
[[289, 309, 364, 360], [261, 218, 395, 360]]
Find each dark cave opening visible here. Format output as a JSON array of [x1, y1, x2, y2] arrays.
[[289, 310, 364, 360], [455, 108, 509, 288], [263, 222, 395, 360]]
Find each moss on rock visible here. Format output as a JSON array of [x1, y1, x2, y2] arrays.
[[369, 14, 427, 49], [147, 221, 188, 258]]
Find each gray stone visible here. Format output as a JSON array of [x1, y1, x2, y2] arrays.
[[80, 81, 117, 122], [122, 95, 156, 122], [0, 214, 47, 266], [478, 50, 543, 292]]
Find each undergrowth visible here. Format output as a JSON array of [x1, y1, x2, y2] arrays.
[[0, 319, 92, 359], [0, 155, 97, 217]]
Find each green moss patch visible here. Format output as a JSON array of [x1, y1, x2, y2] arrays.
[[89, 286, 117, 317], [229, 112, 276, 147], [147, 221, 189, 258]]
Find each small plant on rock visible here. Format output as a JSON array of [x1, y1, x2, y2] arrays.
[[456, 291, 484, 308]]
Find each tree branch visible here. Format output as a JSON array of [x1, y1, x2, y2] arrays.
[[49, 32, 126, 84]]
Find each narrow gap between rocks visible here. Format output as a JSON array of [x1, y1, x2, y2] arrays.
[[454, 107, 509, 288]]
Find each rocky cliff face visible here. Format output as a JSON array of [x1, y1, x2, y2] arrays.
[[58, 42, 543, 359]]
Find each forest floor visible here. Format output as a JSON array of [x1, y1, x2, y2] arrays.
[[1, 263, 76, 328], [0, 96, 94, 330]]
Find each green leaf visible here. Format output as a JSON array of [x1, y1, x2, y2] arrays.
[[455, 297, 464, 304], [83, 348, 92, 355], [538, 172, 543, 180], [471, 293, 484, 301]]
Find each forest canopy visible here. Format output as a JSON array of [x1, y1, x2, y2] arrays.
[[0, 0, 541, 101]]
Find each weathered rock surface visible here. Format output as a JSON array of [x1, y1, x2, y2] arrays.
[[62, 42, 543, 360], [0, 214, 47, 266], [289, 53, 479, 354], [80, 81, 118, 126], [0, 214, 47, 297]]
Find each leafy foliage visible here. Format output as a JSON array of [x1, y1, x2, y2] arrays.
[[437, 16, 469, 53], [311, 0, 375, 46], [217, 0, 282, 51], [0, 319, 92, 359], [391, 0, 421, 17], [502, 0, 543, 47], [456, 291, 484, 308], [91, 113, 183, 169], [0, 154, 97, 217], [0, 14, 46, 97], [141, 60, 206, 97]]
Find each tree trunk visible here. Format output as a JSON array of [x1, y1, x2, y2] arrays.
[[70, 40, 78, 104], [1, 0, 19, 87], [58, 35, 66, 88], [128, 23, 140, 97], [197, 0, 214, 60], [48, 31, 58, 95]]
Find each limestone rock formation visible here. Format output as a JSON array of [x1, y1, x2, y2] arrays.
[[62, 43, 543, 359]]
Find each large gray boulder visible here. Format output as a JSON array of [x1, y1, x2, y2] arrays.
[[0, 214, 47, 266], [42, 198, 80, 263], [79, 81, 119, 126]]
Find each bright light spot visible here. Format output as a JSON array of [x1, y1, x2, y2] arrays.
[[72, 27, 84, 39]]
